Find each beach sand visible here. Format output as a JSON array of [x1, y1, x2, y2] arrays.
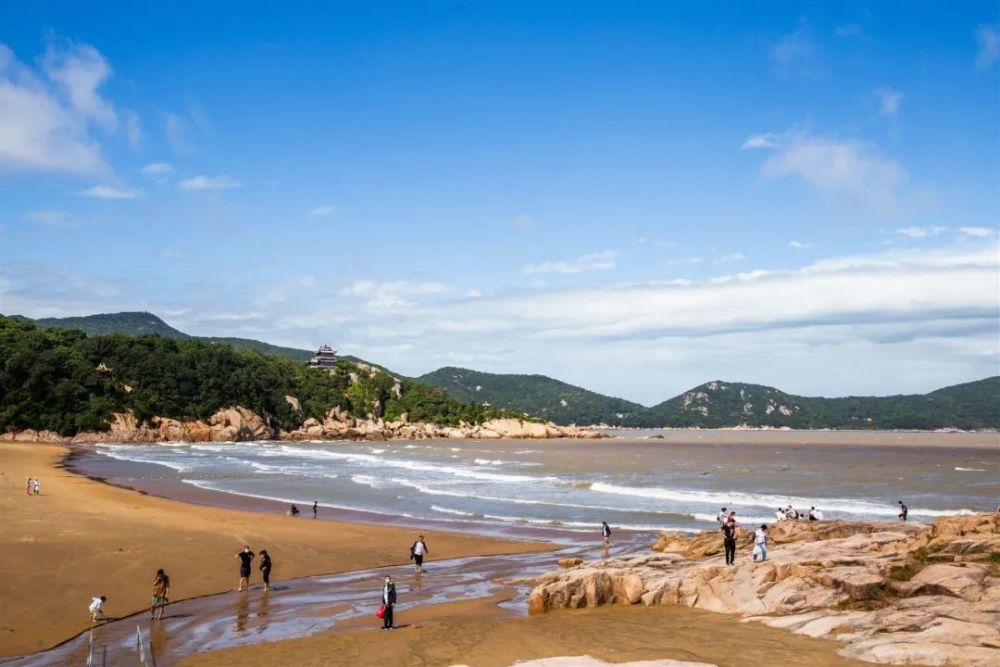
[[0, 443, 550, 656], [180, 600, 870, 667]]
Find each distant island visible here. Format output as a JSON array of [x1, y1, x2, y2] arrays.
[[12, 311, 1000, 431]]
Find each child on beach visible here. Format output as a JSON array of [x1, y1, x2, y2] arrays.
[[601, 521, 612, 548], [380, 575, 396, 630], [236, 546, 255, 591], [89, 596, 107, 622], [150, 569, 170, 620], [260, 550, 272, 591]]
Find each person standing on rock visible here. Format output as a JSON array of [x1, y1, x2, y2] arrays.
[[898, 500, 908, 521], [601, 521, 612, 548], [721, 520, 736, 565], [752, 524, 768, 562], [716, 507, 728, 524], [380, 575, 397, 629], [235, 546, 255, 591]]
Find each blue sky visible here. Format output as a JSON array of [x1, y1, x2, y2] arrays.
[[1, 1, 998, 404]]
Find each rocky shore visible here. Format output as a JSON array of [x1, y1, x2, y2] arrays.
[[0, 406, 602, 443], [528, 515, 1000, 666]]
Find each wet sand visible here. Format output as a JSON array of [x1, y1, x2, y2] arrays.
[[0, 443, 550, 656], [180, 603, 871, 667]]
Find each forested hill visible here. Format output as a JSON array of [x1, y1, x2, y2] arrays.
[[0, 316, 517, 437], [418, 369, 1000, 430], [417, 367, 647, 426]]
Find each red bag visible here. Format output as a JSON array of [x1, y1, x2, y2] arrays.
[[376, 604, 386, 619]]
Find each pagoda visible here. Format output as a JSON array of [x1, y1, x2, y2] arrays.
[[308, 345, 338, 368]]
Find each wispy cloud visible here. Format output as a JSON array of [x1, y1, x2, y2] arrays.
[[140, 162, 173, 180], [975, 25, 999, 69], [876, 87, 904, 116], [834, 24, 867, 39], [177, 174, 242, 191], [748, 127, 907, 214], [309, 205, 335, 217], [770, 22, 817, 75], [511, 214, 535, 229], [122, 109, 141, 149], [77, 184, 141, 199], [959, 226, 996, 238], [788, 240, 810, 249], [714, 252, 746, 264], [741, 133, 778, 150], [897, 226, 947, 238], [23, 210, 67, 224], [0, 41, 113, 173], [523, 250, 617, 274], [341, 280, 448, 312]]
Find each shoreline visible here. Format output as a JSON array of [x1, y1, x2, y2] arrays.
[[0, 442, 553, 657]]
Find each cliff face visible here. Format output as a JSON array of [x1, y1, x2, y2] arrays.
[[0, 408, 602, 443], [528, 515, 1000, 666]]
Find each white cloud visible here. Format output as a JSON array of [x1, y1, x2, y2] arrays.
[[770, 23, 816, 74], [309, 205, 335, 217], [788, 240, 810, 249], [257, 275, 317, 306], [41, 41, 117, 130], [714, 252, 746, 264], [975, 25, 999, 69], [76, 184, 141, 199], [24, 210, 67, 224], [959, 226, 996, 238], [752, 128, 907, 213], [511, 214, 535, 229], [178, 174, 242, 191], [140, 162, 173, 179], [341, 280, 448, 312], [523, 250, 617, 274], [0, 43, 107, 173], [122, 109, 141, 149], [159, 247, 181, 260], [665, 256, 703, 266], [897, 226, 947, 238], [876, 87, 904, 116], [741, 133, 778, 150], [164, 112, 188, 153]]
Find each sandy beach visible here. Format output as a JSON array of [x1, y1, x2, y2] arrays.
[[0, 443, 550, 656]]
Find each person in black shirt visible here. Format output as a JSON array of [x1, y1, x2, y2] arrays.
[[898, 500, 908, 521], [259, 550, 272, 591], [721, 521, 736, 566], [235, 546, 255, 591], [312, 501, 318, 519]]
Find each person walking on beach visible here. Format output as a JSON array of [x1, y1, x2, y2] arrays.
[[898, 500, 908, 521], [380, 575, 396, 630], [260, 549, 272, 591], [312, 501, 318, 519], [752, 524, 768, 563], [721, 520, 736, 566], [25, 477, 32, 496], [32, 478, 40, 496], [89, 595, 107, 622], [601, 521, 612, 548], [150, 569, 170, 620], [411, 535, 428, 572], [235, 546, 255, 591]]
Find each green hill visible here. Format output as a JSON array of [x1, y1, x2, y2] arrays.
[[417, 367, 646, 425], [0, 315, 516, 437], [643, 378, 1000, 430]]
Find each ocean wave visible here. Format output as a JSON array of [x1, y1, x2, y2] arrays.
[[95, 446, 194, 473], [954, 467, 986, 472], [350, 474, 383, 489], [587, 482, 974, 518], [481, 513, 691, 533], [430, 505, 476, 517]]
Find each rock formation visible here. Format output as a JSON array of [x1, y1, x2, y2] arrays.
[[1, 408, 602, 443], [528, 515, 1000, 666]]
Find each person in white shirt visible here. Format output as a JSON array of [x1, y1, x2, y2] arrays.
[[89, 595, 107, 622], [411, 535, 428, 572], [774, 507, 785, 521], [752, 524, 768, 563], [808, 506, 823, 521], [716, 507, 728, 524]]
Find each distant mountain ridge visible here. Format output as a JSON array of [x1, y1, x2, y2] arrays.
[[19, 311, 1000, 430]]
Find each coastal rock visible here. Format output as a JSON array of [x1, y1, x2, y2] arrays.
[[558, 557, 584, 568], [530, 516, 1000, 666]]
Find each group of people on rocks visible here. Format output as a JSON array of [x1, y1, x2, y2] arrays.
[[23, 476, 40, 495], [773, 505, 823, 521]]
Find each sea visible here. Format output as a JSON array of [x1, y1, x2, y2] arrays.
[[86, 431, 999, 537]]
